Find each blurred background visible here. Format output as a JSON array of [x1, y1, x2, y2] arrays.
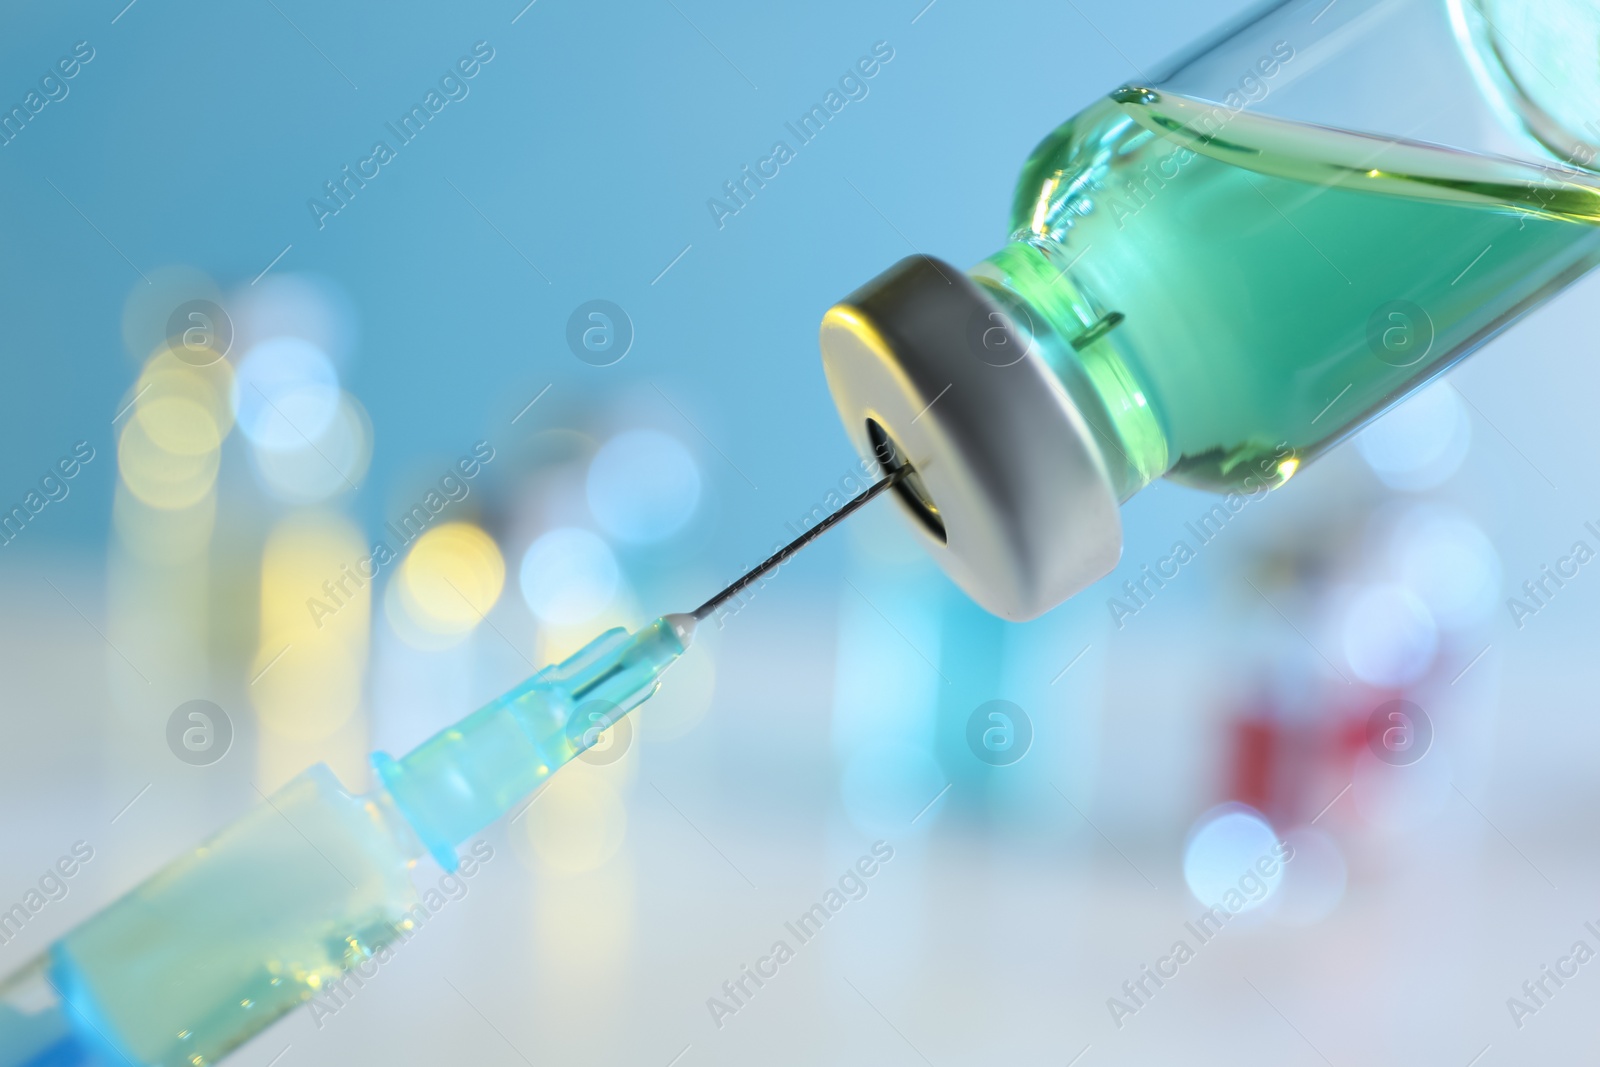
[[1, 0, 1598, 1063]]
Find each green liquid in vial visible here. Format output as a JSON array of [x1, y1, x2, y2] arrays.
[[976, 90, 1600, 497]]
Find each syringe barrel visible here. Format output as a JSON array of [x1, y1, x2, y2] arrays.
[[0, 764, 424, 1067], [0, 617, 689, 1067]]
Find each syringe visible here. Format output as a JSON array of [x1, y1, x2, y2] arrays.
[[0, 468, 903, 1067]]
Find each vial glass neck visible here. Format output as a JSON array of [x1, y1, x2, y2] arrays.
[[969, 239, 1170, 502]]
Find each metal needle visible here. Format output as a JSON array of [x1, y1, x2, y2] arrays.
[[690, 466, 906, 622]]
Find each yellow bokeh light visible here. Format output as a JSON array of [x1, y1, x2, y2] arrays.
[[250, 641, 366, 742], [137, 395, 221, 456], [251, 513, 369, 742], [135, 345, 235, 441], [397, 522, 505, 636], [117, 345, 235, 509], [118, 417, 220, 510]]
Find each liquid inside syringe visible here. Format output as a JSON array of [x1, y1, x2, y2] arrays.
[[0, 466, 904, 1067]]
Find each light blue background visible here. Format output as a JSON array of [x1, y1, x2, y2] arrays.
[[0, 0, 1256, 569], [6, 2, 1600, 1065]]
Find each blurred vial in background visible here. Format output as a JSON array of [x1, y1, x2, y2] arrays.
[[585, 428, 701, 544]]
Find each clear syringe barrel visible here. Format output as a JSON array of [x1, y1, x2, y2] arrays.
[[0, 617, 689, 1067], [13, 765, 426, 1067]]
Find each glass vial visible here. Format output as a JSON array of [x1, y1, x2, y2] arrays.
[[820, 0, 1600, 619]]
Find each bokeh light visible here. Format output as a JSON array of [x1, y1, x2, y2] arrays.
[[231, 337, 341, 450], [585, 429, 701, 543], [394, 522, 505, 639], [250, 513, 369, 743], [1182, 804, 1284, 912], [133, 348, 234, 454], [1342, 584, 1438, 687], [520, 528, 620, 626], [251, 392, 372, 504], [117, 416, 221, 511], [1355, 381, 1470, 490], [1390, 505, 1501, 630], [116, 344, 234, 512], [137, 394, 222, 457]]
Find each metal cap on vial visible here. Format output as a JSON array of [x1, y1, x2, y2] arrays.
[[818, 255, 1123, 621]]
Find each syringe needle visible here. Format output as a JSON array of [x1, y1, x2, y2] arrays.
[[690, 466, 906, 622]]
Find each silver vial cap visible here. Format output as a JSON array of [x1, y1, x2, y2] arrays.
[[818, 255, 1123, 621]]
